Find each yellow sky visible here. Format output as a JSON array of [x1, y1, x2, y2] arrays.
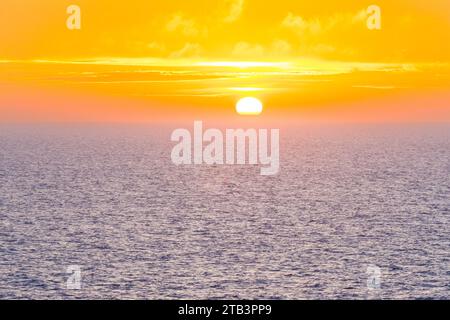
[[1, 0, 450, 62], [0, 0, 449, 122]]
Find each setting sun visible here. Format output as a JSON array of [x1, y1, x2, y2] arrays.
[[236, 97, 264, 115]]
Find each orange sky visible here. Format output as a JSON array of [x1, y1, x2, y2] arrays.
[[0, 0, 449, 123]]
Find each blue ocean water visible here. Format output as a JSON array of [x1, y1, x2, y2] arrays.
[[0, 124, 448, 299]]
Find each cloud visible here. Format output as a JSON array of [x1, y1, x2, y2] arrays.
[[166, 13, 199, 37], [224, 0, 244, 23], [232, 41, 265, 58], [281, 10, 367, 37], [282, 12, 322, 35], [279, 10, 373, 59], [231, 40, 293, 58], [170, 43, 202, 58], [271, 40, 292, 56]]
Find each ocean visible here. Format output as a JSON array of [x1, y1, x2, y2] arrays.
[[0, 123, 448, 299]]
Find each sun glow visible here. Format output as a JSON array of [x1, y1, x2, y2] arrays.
[[197, 61, 290, 68], [230, 87, 265, 92], [236, 97, 263, 115]]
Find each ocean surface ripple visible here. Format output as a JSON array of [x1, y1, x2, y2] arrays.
[[0, 124, 448, 299]]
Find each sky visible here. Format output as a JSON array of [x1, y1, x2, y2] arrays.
[[0, 0, 449, 123]]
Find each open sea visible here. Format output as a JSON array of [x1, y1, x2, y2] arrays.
[[0, 124, 448, 299]]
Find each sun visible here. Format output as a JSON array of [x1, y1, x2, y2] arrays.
[[236, 97, 263, 115]]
